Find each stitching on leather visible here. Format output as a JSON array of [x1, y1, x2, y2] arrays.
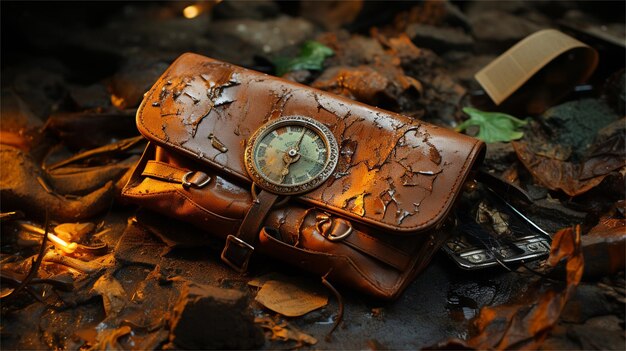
[[137, 54, 482, 233], [141, 171, 178, 182], [172, 189, 243, 223], [124, 184, 241, 223], [145, 160, 188, 172]]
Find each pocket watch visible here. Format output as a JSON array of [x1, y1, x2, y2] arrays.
[[244, 116, 338, 195]]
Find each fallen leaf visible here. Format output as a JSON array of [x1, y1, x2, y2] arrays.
[[1, 287, 15, 298], [511, 116, 624, 197], [92, 273, 127, 316], [273, 41, 334, 76], [312, 65, 389, 103], [255, 316, 317, 346], [512, 141, 607, 196], [501, 164, 519, 184], [248, 272, 289, 288], [456, 107, 527, 143], [587, 217, 626, 237], [91, 325, 131, 351], [255, 278, 328, 317], [500, 227, 583, 349], [567, 315, 626, 350], [581, 217, 626, 279], [579, 124, 625, 180], [74, 327, 98, 346]]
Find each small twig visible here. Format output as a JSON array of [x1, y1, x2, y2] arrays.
[[45, 135, 144, 171], [1, 271, 74, 292], [43, 251, 106, 273], [321, 270, 344, 341], [2, 212, 50, 300], [0, 211, 24, 222]]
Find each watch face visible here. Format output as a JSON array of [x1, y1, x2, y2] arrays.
[[244, 116, 338, 195]]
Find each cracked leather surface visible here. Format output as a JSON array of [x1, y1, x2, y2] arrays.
[[136, 53, 485, 234]]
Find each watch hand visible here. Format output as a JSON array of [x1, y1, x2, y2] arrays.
[[279, 152, 293, 184], [279, 150, 300, 184], [294, 129, 307, 152]]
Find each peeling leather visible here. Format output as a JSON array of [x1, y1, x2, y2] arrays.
[[136, 53, 485, 233]]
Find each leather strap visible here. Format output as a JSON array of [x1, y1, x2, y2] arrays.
[[317, 215, 412, 271], [221, 189, 280, 272], [342, 231, 411, 271], [142, 160, 211, 188]]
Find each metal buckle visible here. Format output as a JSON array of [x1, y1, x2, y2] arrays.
[[220, 235, 255, 273], [181, 171, 211, 189]]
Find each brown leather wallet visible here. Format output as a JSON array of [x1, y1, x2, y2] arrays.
[[122, 53, 485, 299]]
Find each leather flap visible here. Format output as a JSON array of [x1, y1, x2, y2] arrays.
[[136, 53, 485, 234]]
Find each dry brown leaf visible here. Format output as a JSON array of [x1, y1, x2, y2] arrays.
[[90, 325, 131, 351], [247, 272, 289, 288], [580, 120, 626, 180], [587, 217, 626, 238], [300, 1, 363, 30], [312, 65, 390, 103], [92, 273, 127, 316], [512, 142, 607, 196], [255, 278, 328, 317], [582, 218, 626, 279]]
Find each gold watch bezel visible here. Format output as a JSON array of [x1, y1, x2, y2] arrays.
[[244, 115, 338, 195]]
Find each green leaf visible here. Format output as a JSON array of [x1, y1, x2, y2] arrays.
[[456, 107, 528, 143], [273, 41, 334, 76]]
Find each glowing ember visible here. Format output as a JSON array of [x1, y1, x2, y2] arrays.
[[47, 232, 78, 254], [183, 5, 200, 19], [19, 222, 78, 254]]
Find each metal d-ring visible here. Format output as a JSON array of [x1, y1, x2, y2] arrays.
[[251, 183, 289, 207], [327, 225, 353, 241], [182, 171, 211, 189], [314, 213, 353, 242]]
